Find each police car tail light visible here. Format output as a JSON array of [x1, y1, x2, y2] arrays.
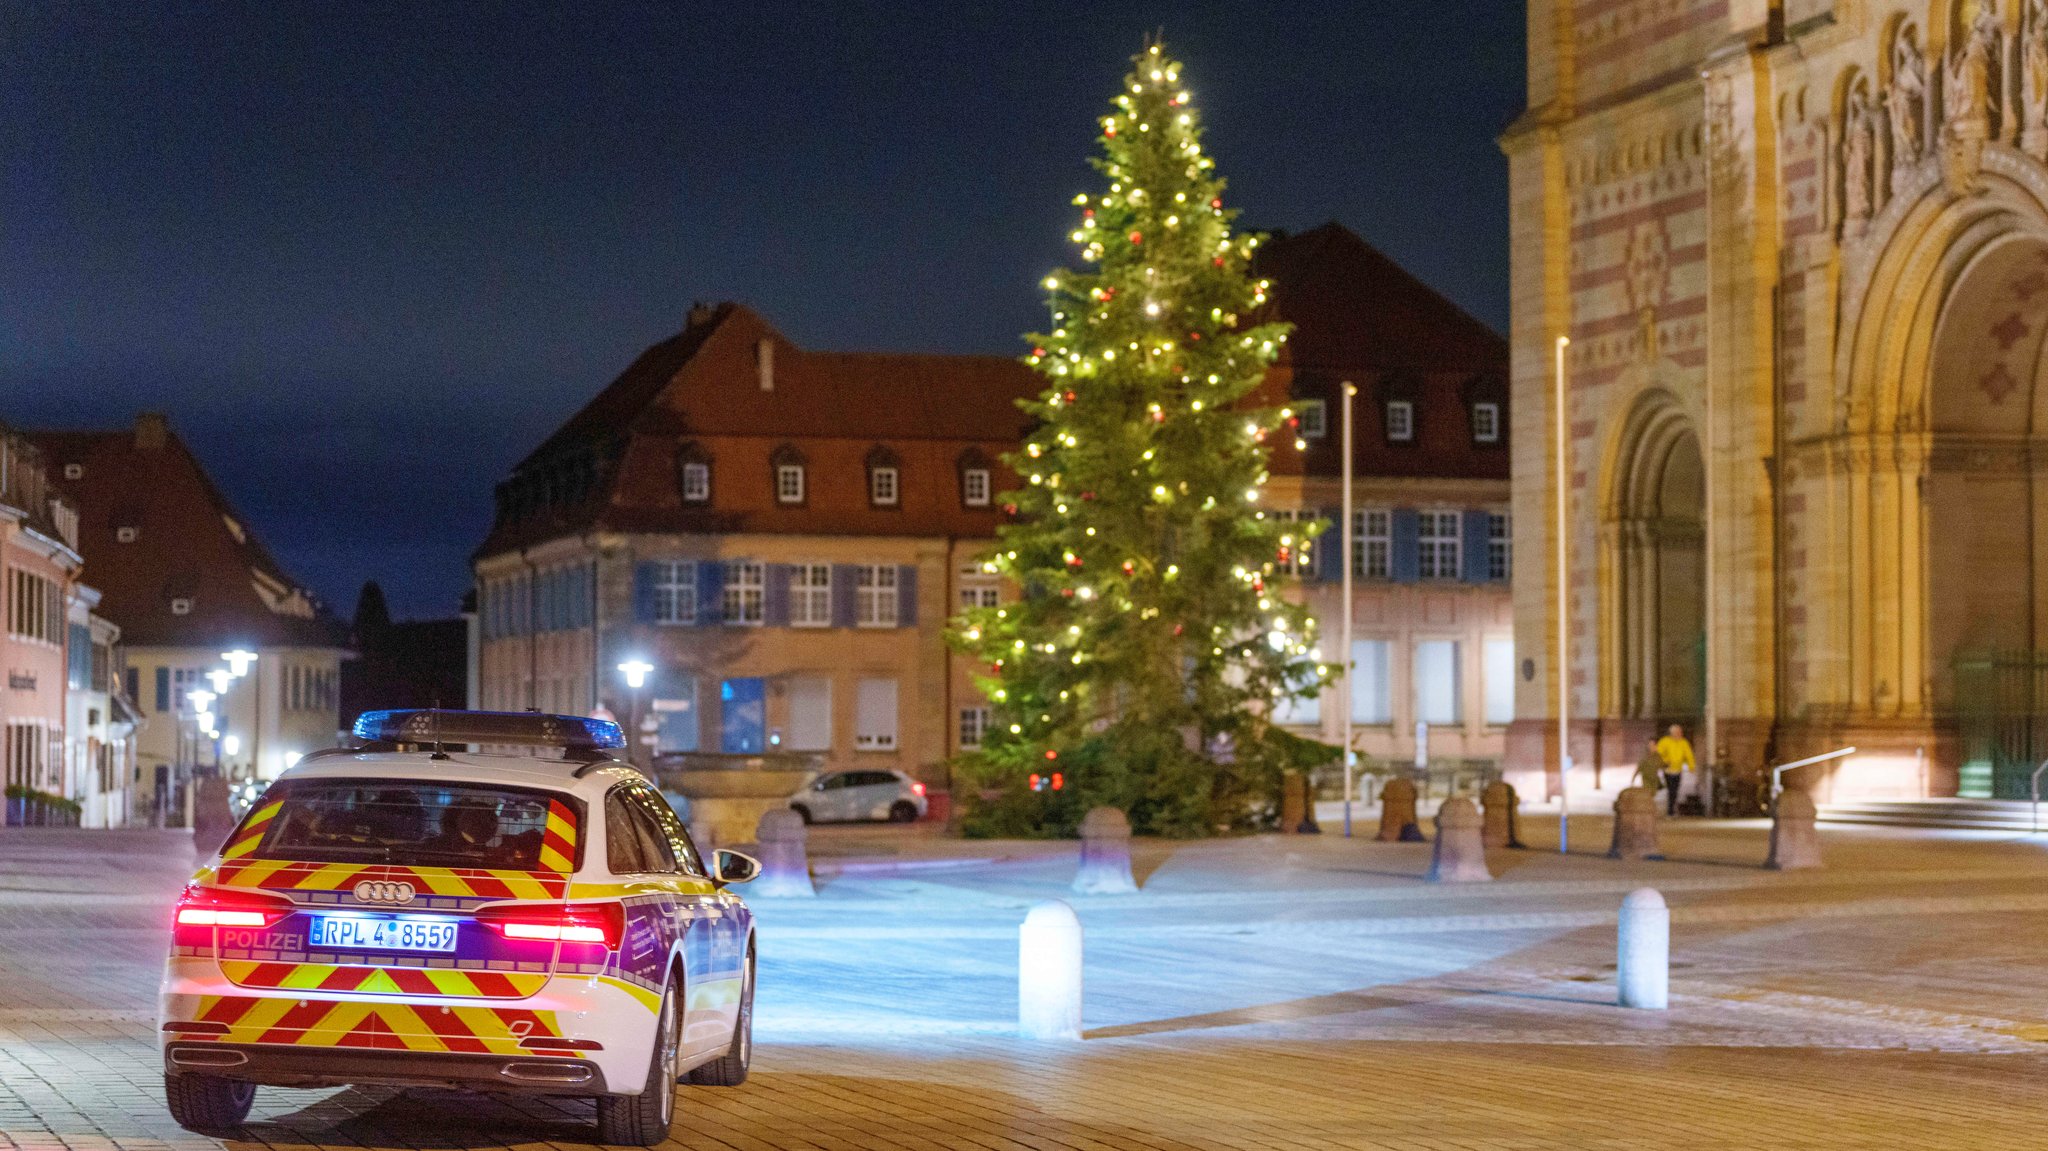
[[174, 885, 295, 929], [477, 902, 625, 950]]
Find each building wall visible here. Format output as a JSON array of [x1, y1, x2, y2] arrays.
[[2, 520, 74, 797]]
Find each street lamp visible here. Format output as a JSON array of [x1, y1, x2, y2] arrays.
[[221, 734, 241, 758], [222, 650, 258, 678], [206, 668, 233, 695], [618, 660, 654, 769]]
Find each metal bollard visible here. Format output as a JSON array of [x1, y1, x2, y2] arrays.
[[1018, 900, 1083, 1040], [1617, 887, 1669, 1010]]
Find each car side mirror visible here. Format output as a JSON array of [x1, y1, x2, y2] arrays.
[[713, 849, 759, 886]]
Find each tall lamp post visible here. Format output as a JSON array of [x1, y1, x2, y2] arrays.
[[1340, 380, 1356, 837], [618, 660, 653, 770], [1555, 334, 1572, 855]]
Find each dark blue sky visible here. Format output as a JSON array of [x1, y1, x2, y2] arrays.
[[2, 2, 1523, 620]]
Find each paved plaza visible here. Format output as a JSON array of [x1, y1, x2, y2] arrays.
[[4, 818, 2048, 1149]]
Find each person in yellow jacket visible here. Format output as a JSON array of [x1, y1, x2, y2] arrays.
[[1655, 724, 1695, 815]]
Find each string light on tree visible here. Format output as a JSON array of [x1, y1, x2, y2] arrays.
[[947, 37, 1329, 838]]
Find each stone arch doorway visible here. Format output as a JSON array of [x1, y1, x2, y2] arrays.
[[1604, 391, 1706, 726]]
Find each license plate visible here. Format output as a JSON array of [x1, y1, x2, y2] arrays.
[[309, 915, 459, 952]]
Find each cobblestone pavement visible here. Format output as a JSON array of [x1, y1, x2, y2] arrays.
[[5, 821, 2048, 1149]]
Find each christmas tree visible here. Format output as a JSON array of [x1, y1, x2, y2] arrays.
[[953, 40, 1329, 837]]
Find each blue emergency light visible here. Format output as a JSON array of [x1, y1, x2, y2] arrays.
[[351, 709, 626, 752]]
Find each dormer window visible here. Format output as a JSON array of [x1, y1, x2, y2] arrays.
[[770, 445, 807, 506], [1296, 399, 1327, 438], [62, 463, 82, 480], [866, 446, 901, 508], [677, 442, 713, 504], [957, 447, 993, 508], [1472, 402, 1501, 444], [116, 526, 138, 544], [1386, 400, 1415, 443]]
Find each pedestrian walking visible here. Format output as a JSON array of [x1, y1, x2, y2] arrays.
[[1654, 724, 1695, 816], [1634, 737, 1664, 795]]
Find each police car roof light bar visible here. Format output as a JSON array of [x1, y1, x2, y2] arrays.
[[351, 709, 627, 752]]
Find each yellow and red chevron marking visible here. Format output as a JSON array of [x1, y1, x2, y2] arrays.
[[220, 800, 283, 861], [220, 960, 546, 999], [188, 994, 567, 1055], [539, 800, 577, 872], [213, 860, 569, 902]]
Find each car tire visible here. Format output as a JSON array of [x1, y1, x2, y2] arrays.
[[791, 804, 813, 825], [686, 946, 753, 1087], [164, 1073, 254, 1133], [888, 800, 919, 823], [596, 978, 680, 1146]]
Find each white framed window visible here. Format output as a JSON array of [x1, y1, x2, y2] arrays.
[[682, 462, 710, 502], [958, 706, 990, 750], [1386, 399, 1415, 442], [1272, 508, 1314, 575], [1353, 509, 1390, 579], [856, 564, 898, 627], [959, 578, 1000, 609], [1414, 640, 1461, 725], [791, 563, 831, 627], [787, 676, 832, 751], [870, 466, 899, 506], [1472, 402, 1501, 444], [1297, 399, 1327, 438], [652, 561, 696, 625], [652, 679, 698, 754], [1418, 511, 1462, 580], [170, 597, 193, 616], [1483, 637, 1515, 726], [1488, 512, 1511, 580], [962, 467, 991, 507], [62, 463, 82, 480], [1350, 639, 1392, 723], [855, 677, 899, 750], [723, 562, 764, 625], [776, 464, 805, 505]]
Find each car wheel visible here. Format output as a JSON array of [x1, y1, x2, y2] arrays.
[[596, 978, 679, 1146], [791, 804, 813, 825], [687, 946, 754, 1087], [164, 1073, 255, 1133], [889, 800, 919, 823]]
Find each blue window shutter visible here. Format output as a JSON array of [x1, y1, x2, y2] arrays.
[[697, 561, 725, 625], [896, 564, 919, 627], [155, 666, 170, 713], [633, 563, 659, 623], [1462, 510, 1491, 583], [1314, 510, 1343, 583], [830, 565, 859, 628], [1391, 508, 1421, 583], [764, 564, 791, 627]]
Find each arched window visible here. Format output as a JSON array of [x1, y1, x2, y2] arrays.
[[770, 444, 806, 506], [865, 446, 901, 508]]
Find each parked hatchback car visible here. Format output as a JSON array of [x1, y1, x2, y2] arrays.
[[787, 769, 926, 824]]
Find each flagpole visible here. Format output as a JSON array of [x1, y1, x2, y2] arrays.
[[1555, 334, 1572, 854]]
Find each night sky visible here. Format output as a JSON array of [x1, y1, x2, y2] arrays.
[[2, 2, 1524, 620]]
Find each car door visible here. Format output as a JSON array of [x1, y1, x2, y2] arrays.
[[810, 772, 849, 823], [605, 788, 689, 1047], [625, 783, 735, 1053], [850, 771, 894, 820]]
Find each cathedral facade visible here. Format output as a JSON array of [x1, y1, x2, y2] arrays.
[[1507, 1, 2048, 803]]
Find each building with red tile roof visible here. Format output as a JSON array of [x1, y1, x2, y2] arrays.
[[32, 416, 350, 823]]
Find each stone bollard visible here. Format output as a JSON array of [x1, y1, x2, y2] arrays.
[[1377, 776, 1424, 842], [1279, 771, 1306, 833], [1766, 787, 1823, 870], [191, 778, 237, 856], [1073, 807, 1138, 895], [1617, 888, 1669, 1009], [1608, 786, 1661, 861], [1018, 900, 1083, 1040], [1480, 780, 1524, 849], [751, 808, 815, 897], [1426, 796, 1492, 883]]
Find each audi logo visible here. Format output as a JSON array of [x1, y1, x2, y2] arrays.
[[352, 880, 416, 905]]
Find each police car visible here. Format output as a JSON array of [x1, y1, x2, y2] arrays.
[[158, 710, 757, 1145]]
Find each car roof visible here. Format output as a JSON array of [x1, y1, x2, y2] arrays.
[[272, 749, 647, 804]]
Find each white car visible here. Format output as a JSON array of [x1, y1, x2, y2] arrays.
[[159, 710, 757, 1146], [788, 769, 928, 824]]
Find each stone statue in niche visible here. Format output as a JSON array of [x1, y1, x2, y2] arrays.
[[1887, 30, 1927, 179], [1844, 87, 1875, 228], [1943, 9, 1999, 194], [2025, 0, 2048, 157]]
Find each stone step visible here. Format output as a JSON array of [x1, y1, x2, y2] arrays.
[[1817, 798, 2045, 831]]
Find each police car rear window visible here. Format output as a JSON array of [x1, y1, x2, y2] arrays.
[[251, 781, 575, 871]]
